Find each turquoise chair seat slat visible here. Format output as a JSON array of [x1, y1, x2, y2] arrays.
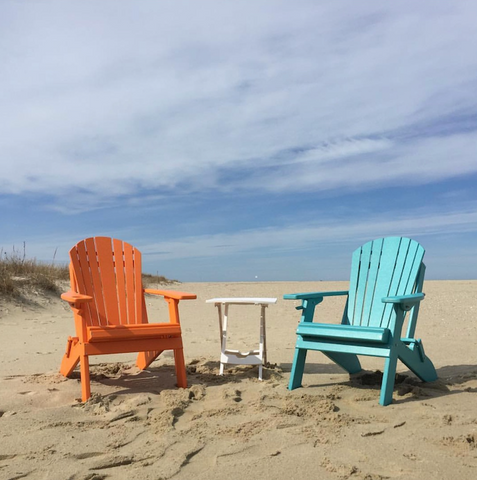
[[285, 237, 437, 406], [297, 323, 390, 344]]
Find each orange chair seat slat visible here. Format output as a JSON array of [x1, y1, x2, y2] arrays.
[[87, 323, 182, 342]]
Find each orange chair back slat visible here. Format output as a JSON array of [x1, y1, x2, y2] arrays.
[[133, 246, 143, 324], [124, 241, 138, 324], [113, 238, 128, 324], [141, 294, 149, 324]]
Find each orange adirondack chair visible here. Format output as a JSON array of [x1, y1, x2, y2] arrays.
[[60, 237, 196, 401]]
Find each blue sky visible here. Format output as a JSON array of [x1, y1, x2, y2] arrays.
[[1, 1, 477, 281]]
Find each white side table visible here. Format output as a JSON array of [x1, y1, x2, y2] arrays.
[[206, 297, 277, 380]]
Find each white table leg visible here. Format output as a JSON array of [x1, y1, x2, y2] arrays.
[[219, 304, 229, 376], [261, 304, 267, 366]]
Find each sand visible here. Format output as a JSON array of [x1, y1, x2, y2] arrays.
[[1, 280, 477, 480]]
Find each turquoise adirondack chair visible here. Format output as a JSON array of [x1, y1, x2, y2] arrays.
[[284, 237, 437, 406]]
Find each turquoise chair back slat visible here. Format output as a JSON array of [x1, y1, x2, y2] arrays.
[[347, 237, 425, 329], [405, 262, 426, 338]]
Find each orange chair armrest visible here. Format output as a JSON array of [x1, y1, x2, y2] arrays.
[[144, 289, 197, 300], [61, 291, 93, 304]]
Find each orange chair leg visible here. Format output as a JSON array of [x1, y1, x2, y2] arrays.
[[136, 350, 163, 370], [59, 337, 80, 377], [174, 348, 187, 388], [80, 354, 91, 402]]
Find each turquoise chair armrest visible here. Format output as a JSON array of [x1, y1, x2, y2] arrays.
[[381, 293, 424, 311], [283, 291, 349, 300]]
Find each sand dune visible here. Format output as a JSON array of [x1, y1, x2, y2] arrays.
[[1, 280, 477, 480]]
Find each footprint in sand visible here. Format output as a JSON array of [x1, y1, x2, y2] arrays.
[[0, 454, 17, 460], [87, 454, 135, 470], [223, 388, 242, 403], [73, 452, 105, 460], [0, 410, 17, 417]]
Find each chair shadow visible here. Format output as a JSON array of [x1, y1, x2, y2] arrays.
[[434, 364, 477, 393], [279, 362, 346, 374], [278, 362, 477, 404], [80, 359, 282, 398]]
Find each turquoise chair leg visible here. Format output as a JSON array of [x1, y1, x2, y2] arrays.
[[289, 347, 307, 390], [407, 356, 437, 383], [323, 352, 362, 374], [397, 342, 438, 383], [380, 353, 398, 406]]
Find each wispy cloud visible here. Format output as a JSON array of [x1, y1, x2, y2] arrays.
[[140, 207, 477, 261], [242, 132, 477, 192]]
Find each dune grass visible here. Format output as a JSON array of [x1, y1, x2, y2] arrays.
[[0, 244, 176, 298], [141, 272, 178, 287], [0, 244, 69, 297]]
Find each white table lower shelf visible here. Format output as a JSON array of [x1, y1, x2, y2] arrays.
[[206, 297, 277, 380]]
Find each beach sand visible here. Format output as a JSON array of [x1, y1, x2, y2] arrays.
[[1, 280, 477, 480]]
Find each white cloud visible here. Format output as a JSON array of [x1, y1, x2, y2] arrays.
[[1, 1, 477, 206]]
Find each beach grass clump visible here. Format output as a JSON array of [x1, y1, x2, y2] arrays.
[[141, 272, 178, 287], [0, 244, 69, 297]]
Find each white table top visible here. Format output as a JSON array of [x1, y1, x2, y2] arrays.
[[206, 297, 277, 305]]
